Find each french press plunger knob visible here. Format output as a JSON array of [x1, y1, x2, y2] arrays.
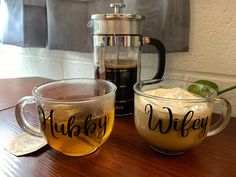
[[110, 3, 125, 14]]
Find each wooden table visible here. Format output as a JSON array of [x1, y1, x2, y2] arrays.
[[0, 77, 50, 111], [0, 77, 235, 177]]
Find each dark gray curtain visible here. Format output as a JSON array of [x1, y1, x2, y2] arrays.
[[1, 0, 24, 46], [0, 0, 190, 53], [0, 0, 47, 47], [125, 0, 190, 52], [46, 0, 122, 52]]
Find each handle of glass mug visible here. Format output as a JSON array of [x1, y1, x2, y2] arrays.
[[207, 97, 232, 137], [143, 37, 166, 79], [15, 96, 42, 137]]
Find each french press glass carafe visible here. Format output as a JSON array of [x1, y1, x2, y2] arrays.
[[91, 3, 165, 116]]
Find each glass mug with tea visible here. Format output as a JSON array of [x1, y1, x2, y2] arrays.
[[15, 79, 116, 156], [133, 79, 232, 155]]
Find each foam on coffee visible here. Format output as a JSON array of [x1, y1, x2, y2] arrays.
[[138, 87, 213, 115]]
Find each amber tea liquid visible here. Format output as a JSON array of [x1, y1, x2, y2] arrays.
[[38, 105, 115, 156]]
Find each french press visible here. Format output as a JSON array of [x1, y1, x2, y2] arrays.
[[91, 3, 165, 116]]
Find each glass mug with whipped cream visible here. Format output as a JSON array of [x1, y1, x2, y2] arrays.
[[133, 79, 232, 155], [15, 78, 116, 156]]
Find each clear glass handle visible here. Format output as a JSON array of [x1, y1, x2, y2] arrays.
[[207, 97, 232, 137], [15, 96, 42, 137]]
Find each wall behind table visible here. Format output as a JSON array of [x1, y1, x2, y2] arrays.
[[0, 0, 235, 116]]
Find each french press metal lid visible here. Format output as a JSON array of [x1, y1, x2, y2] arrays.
[[91, 3, 144, 35]]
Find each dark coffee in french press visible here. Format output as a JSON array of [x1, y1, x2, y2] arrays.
[[92, 3, 165, 116]]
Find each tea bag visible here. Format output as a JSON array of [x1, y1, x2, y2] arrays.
[[4, 132, 47, 156]]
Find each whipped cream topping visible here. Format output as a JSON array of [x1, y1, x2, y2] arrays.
[[144, 87, 204, 100], [136, 87, 213, 116]]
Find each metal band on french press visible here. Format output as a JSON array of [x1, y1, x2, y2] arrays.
[[93, 35, 141, 47]]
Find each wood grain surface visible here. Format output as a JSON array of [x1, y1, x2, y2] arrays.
[[0, 77, 50, 111], [0, 77, 236, 177]]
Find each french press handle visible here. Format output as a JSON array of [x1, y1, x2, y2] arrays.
[[143, 37, 166, 79]]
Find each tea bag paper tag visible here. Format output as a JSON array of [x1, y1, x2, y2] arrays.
[[4, 132, 47, 156]]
